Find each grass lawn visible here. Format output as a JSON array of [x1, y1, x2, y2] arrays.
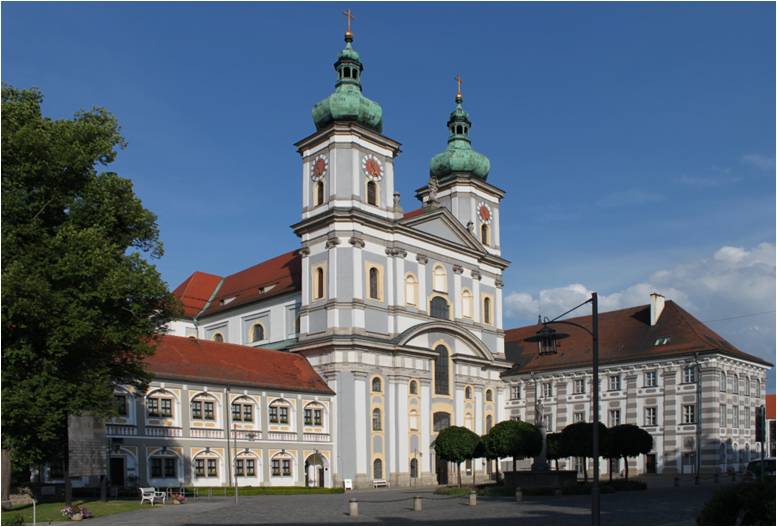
[[1, 500, 145, 525], [184, 486, 344, 496]]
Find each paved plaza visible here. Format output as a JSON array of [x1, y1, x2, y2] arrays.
[[86, 479, 722, 525]]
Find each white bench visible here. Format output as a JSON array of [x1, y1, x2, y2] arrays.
[[372, 479, 390, 488], [139, 487, 166, 505]]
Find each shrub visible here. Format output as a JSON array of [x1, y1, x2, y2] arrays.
[[697, 480, 776, 526], [5, 513, 25, 526]]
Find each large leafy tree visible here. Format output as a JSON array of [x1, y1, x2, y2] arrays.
[[609, 424, 653, 480], [545, 432, 564, 471], [2, 86, 177, 474], [434, 426, 481, 487], [560, 421, 609, 482]]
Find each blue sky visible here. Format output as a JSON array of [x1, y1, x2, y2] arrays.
[[4, 2, 775, 382]]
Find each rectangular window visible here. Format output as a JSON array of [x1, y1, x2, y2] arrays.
[[732, 376, 739, 394], [160, 399, 172, 417], [115, 394, 128, 416], [243, 405, 253, 422], [609, 409, 621, 426], [720, 372, 726, 392], [270, 406, 278, 424], [152, 457, 176, 478], [203, 401, 214, 420], [644, 407, 657, 426], [744, 407, 750, 428], [542, 383, 553, 398], [207, 459, 217, 477], [314, 409, 322, 426], [644, 371, 657, 388], [510, 385, 521, 400], [272, 459, 280, 476], [235, 459, 244, 477], [573, 411, 585, 423], [573, 379, 585, 394], [282, 459, 291, 476], [192, 401, 202, 420], [683, 366, 697, 384], [246, 459, 255, 477], [280, 406, 289, 424], [195, 459, 205, 477], [608, 376, 621, 392], [232, 403, 241, 422], [682, 404, 696, 424], [151, 458, 162, 478], [305, 409, 312, 426], [733, 406, 739, 428], [720, 404, 727, 427], [543, 414, 553, 432], [148, 398, 159, 417]]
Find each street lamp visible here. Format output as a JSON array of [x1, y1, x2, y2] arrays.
[[524, 292, 600, 526]]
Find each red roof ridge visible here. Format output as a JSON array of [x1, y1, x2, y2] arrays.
[[505, 302, 649, 337]]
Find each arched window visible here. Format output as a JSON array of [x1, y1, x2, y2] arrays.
[[465, 386, 472, 399], [409, 380, 418, 394], [191, 393, 217, 421], [193, 452, 220, 479], [304, 402, 325, 427], [483, 297, 492, 324], [313, 267, 325, 300], [231, 396, 254, 423], [372, 408, 382, 431], [212, 332, 224, 343], [486, 414, 493, 432], [462, 289, 473, 318], [486, 389, 493, 402], [314, 181, 324, 206], [269, 399, 291, 425], [433, 411, 450, 432], [251, 323, 265, 342], [368, 267, 380, 300], [405, 274, 417, 306], [371, 377, 382, 393], [755, 379, 761, 397], [367, 181, 378, 206], [373, 458, 383, 479], [410, 458, 418, 479], [430, 296, 449, 320], [434, 344, 449, 395], [432, 265, 447, 292], [271, 453, 293, 477], [146, 390, 175, 418], [720, 371, 727, 392], [481, 224, 489, 245], [234, 453, 258, 478]]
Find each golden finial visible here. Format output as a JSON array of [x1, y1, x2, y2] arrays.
[[455, 73, 463, 103], [343, 8, 356, 42]]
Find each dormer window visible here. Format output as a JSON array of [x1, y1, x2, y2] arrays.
[[654, 336, 671, 346]]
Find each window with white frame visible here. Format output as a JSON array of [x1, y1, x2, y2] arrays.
[[304, 404, 324, 426], [372, 408, 382, 431], [250, 323, 265, 343], [573, 378, 585, 394], [510, 384, 521, 400], [312, 266, 325, 300], [235, 457, 256, 477], [115, 393, 128, 416], [231, 398, 254, 422], [405, 274, 417, 306], [271, 456, 292, 477], [542, 382, 553, 398], [483, 296, 493, 324], [644, 371, 657, 387], [644, 407, 657, 426], [731, 374, 738, 393], [147, 392, 173, 418], [150, 456, 177, 479], [462, 289, 473, 318], [683, 366, 697, 384], [269, 400, 290, 424], [542, 413, 553, 431], [720, 404, 727, 427], [573, 411, 585, 423], [608, 375, 621, 391], [682, 404, 696, 424], [609, 409, 621, 426], [745, 378, 751, 396], [720, 371, 727, 392], [192, 395, 216, 421], [194, 457, 218, 478]]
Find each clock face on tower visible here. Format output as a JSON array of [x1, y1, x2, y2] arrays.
[[310, 154, 328, 181], [477, 202, 493, 224], [362, 154, 384, 181]]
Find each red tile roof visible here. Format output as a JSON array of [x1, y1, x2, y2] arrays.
[[504, 300, 772, 376], [172, 271, 222, 318], [402, 207, 425, 219], [766, 394, 775, 420], [145, 335, 334, 395], [172, 250, 301, 319]]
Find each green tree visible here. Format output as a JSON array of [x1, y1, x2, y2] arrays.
[[546, 432, 564, 471], [479, 433, 501, 483], [2, 86, 178, 498], [609, 424, 653, 480], [484, 420, 542, 473], [560, 421, 608, 482], [434, 426, 481, 487]]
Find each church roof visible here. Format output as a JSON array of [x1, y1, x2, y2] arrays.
[[172, 250, 301, 320], [146, 335, 334, 395], [503, 300, 771, 377]]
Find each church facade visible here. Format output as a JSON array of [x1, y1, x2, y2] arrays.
[[167, 27, 512, 488]]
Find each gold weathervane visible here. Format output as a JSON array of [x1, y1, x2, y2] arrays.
[[343, 8, 356, 40], [455, 73, 463, 102]]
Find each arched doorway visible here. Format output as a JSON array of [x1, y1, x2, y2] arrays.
[[304, 453, 326, 488]]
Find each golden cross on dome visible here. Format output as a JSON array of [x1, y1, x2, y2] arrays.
[[455, 73, 463, 101], [343, 8, 356, 35]]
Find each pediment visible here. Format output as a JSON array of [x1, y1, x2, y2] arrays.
[[399, 207, 484, 252]]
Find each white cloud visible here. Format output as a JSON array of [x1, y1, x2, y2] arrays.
[[505, 242, 776, 364], [742, 154, 776, 172]]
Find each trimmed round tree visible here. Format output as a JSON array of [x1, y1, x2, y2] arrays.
[[435, 426, 481, 487], [609, 424, 653, 479], [546, 432, 564, 471], [561, 421, 608, 481], [484, 420, 543, 472]]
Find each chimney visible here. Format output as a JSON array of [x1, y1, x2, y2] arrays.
[[650, 292, 666, 326]]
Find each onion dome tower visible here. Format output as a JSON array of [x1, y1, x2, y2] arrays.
[[311, 14, 383, 133], [429, 75, 490, 181]]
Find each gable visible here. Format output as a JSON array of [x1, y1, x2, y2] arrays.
[[400, 207, 484, 252]]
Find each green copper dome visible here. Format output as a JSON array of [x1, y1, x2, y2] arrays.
[[312, 34, 383, 133], [429, 93, 490, 181]]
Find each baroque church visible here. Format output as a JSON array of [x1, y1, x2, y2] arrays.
[[163, 22, 512, 488]]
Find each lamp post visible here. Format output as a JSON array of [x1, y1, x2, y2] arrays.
[[524, 292, 600, 525]]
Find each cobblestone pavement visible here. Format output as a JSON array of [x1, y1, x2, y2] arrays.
[[88, 481, 721, 525]]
